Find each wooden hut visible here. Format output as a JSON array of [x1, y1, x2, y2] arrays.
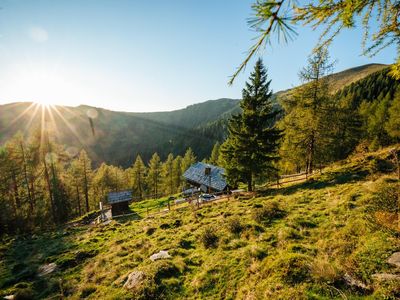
[[183, 162, 228, 193], [107, 190, 132, 216]]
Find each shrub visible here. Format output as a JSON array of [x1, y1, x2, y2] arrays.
[[252, 201, 285, 224], [309, 257, 339, 284], [269, 253, 311, 285], [200, 226, 219, 248], [226, 217, 243, 235]]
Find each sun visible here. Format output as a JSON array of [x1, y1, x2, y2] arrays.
[[3, 63, 82, 107]]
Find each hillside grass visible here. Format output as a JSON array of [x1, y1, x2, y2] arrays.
[[1, 147, 399, 299]]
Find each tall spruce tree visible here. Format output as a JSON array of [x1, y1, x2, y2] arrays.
[[221, 59, 282, 191]]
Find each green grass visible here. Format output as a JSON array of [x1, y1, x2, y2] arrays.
[[1, 147, 400, 299]]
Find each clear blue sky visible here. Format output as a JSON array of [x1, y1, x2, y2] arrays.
[[0, 0, 396, 112]]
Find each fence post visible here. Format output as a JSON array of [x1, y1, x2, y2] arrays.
[[168, 200, 171, 211]]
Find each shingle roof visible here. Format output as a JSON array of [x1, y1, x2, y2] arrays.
[[183, 162, 227, 192], [108, 190, 132, 204]]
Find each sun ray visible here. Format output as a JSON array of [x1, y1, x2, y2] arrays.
[[1, 102, 37, 131], [56, 105, 88, 123], [44, 105, 61, 143], [40, 104, 46, 152], [51, 105, 86, 147], [24, 103, 41, 132]]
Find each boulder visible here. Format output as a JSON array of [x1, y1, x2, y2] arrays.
[[38, 263, 57, 276], [343, 273, 370, 291], [123, 271, 146, 290], [150, 250, 171, 261], [387, 252, 400, 268]]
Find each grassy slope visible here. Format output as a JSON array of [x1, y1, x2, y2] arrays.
[[1, 147, 400, 299]]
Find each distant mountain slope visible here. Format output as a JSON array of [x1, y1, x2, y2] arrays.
[[0, 63, 390, 167], [0, 99, 240, 166], [327, 63, 388, 92]]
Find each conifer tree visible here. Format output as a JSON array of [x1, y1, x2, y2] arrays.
[[131, 155, 146, 200], [385, 91, 400, 140], [173, 155, 183, 192], [209, 142, 221, 166], [279, 49, 334, 173], [221, 59, 282, 191], [181, 148, 196, 174], [148, 153, 162, 198], [162, 153, 175, 195], [78, 150, 92, 212]]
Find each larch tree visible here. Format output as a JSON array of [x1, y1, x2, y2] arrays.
[[208, 142, 221, 166], [78, 150, 92, 212], [221, 59, 282, 191], [131, 155, 146, 200], [162, 153, 175, 195], [279, 48, 334, 174], [181, 148, 196, 174], [147, 153, 162, 198], [229, 0, 400, 85], [173, 155, 183, 192]]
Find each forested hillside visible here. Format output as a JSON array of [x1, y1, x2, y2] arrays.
[[0, 99, 239, 166], [278, 66, 400, 174]]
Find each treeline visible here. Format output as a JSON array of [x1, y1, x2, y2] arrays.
[[0, 130, 196, 234]]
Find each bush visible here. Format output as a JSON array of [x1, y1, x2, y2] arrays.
[[269, 253, 311, 285], [226, 217, 243, 235], [252, 201, 285, 224], [200, 226, 219, 248]]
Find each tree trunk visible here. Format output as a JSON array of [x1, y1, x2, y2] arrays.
[[20, 142, 33, 211], [75, 182, 81, 216], [247, 173, 253, 192], [43, 160, 56, 223], [83, 159, 89, 213], [308, 133, 315, 175]]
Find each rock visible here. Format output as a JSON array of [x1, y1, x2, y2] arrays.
[[343, 273, 370, 291], [102, 220, 112, 226], [387, 252, 400, 268], [123, 271, 145, 290], [4, 295, 14, 300], [372, 273, 400, 281], [38, 263, 57, 276], [149, 250, 171, 261]]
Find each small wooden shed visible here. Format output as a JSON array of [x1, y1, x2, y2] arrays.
[[108, 190, 132, 217]]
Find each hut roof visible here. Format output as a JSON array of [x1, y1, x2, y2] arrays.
[[108, 190, 132, 204], [183, 162, 227, 192]]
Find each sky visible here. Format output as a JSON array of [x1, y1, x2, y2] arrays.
[[0, 0, 396, 112]]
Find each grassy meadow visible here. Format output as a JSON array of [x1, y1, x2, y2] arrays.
[[1, 147, 399, 299]]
